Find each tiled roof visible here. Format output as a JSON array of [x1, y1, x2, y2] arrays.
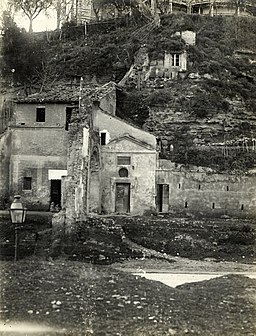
[[14, 81, 119, 104]]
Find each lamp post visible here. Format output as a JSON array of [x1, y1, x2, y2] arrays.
[[9, 195, 27, 262]]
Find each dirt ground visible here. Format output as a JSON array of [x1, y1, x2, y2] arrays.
[[112, 255, 256, 273], [0, 256, 256, 336], [0, 214, 255, 335]]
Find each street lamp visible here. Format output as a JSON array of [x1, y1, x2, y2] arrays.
[[9, 195, 27, 262]]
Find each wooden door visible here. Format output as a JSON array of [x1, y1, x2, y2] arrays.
[[50, 180, 61, 207], [115, 183, 130, 213], [157, 184, 169, 212]]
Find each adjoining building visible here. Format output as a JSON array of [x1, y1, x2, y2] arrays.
[[8, 91, 79, 210], [76, 0, 255, 23]]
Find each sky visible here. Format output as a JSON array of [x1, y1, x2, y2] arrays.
[[0, 0, 57, 32]]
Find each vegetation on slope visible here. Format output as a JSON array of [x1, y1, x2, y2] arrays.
[[2, 13, 256, 171]]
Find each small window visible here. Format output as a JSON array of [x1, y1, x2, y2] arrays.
[[198, 185, 201, 190], [100, 132, 106, 145], [23, 177, 32, 190], [178, 183, 181, 189], [117, 156, 131, 165], [172, 54, 180, 67], [241, 204, 244, 210], [226, 186, 229, 191], [185, 201, 188, 208], [212, 203, 215, 209], [119, 168, 128, 177], [36, 107, 45, 122]]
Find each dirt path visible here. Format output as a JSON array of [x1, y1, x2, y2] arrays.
[[112, 256, 256, 274]]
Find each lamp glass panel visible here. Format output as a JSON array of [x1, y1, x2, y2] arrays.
[[10, 209, 24, 224], [23, 209, 27, 222]]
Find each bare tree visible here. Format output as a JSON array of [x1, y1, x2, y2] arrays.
[[228, 0, 250, 15], [53, 0, 74, 29], [92, 0, 138, 19], [8, 0, 53, 32]]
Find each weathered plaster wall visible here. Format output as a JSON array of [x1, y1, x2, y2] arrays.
[[14, 103, 71, 127], [101, 139, 157, 214], [0, 130, 11, 208], [93, 109, 156, 148], [9, 156, 66, 210], [157, 160, 256, 217], [11, 127, 68, 156], [9, 127, 67, 210]]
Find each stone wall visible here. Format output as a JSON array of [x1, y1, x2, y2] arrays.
[[62, 121, 91, 232], [157, 160, 256, 217], [88, 130, 101, 213], [0, 130, 11, 208], [0, 98, 14, 134], [120, 47, 188, 89], [98, 84, 117, 116]]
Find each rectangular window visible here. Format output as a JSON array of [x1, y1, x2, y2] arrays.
[[100, 132, 106, 145], [36, 107, 45, 122], [23, 177, 32, 190], [172, 54, 180, 67], [117, 156, 131, 165]]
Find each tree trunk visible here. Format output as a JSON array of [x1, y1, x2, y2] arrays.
[[56, 3, 62, 29], [29, 17, 33, 33]]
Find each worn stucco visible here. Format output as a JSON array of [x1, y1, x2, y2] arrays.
[[9, 127, 67, 210], [7, 102, 71, 210], [92, 109, 156, 149], [14, 103, 74, 127], [100, 137, 157, 215]]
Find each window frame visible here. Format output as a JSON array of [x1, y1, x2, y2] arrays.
[[172, 54, 181, 67], [119, 167, 129, 177], [117, 156, 131, 166], [23, 177, 32, 190], [100, 132, 106, 145], [36, 106, 45, 122]]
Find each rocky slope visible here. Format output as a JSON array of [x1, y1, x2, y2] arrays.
[[2, 14, 256, 171]]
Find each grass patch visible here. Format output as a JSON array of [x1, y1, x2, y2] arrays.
[[120, 217, 256, 262], [0, 259, 255, 335]]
